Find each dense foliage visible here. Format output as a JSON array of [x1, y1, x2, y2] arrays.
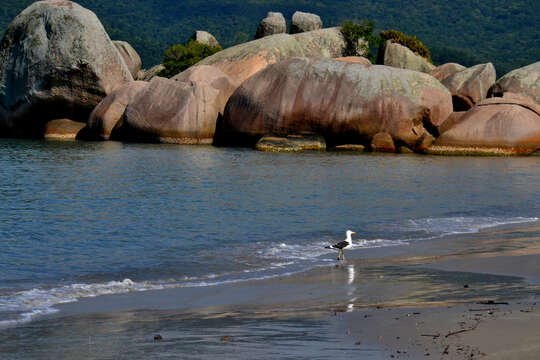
[[158, 40, 222, 78], [380, 29, 432, 63], [340, 20, 381, 60], [1, 0, 538, 75]]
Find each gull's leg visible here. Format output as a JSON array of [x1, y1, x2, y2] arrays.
[[337, 249, 342, 260], [342, 251, 346, 261]]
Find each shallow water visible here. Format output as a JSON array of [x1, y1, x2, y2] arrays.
[[0, 139, 539, 326]]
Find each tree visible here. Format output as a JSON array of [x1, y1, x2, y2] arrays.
[[158, 39, 222, 78], [340, 20, 381, 60]]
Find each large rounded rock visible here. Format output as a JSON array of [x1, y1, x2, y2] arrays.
[[290, 11, 322, 34], [428, 97, 540, 155], [255, 12, 286, 39], [217, 57, 452, 152], [172, 65, 239, 113], [0, 0, 133, 137], [197, 28, 353, 84], [114, 41, 142, 79], [429, 63, 466, 82], [377, 40, 435, 73], [86, 81, 149, 140], [442, 63, 496, 111], [116, 77, 222, 144], [491, 61, 540, 104], [43, 118, 85, 140], [137, 64, 165, 81], [190, 31, 220, 48]]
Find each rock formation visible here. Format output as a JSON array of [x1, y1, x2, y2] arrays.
[[217, 57, 453, 152], [114, 40, 142, 79], [0, 0, 132, 137], [43, 119, 86, 140], [377, 40, 435, 73], [442, 63, 496, 111], [429, 63, 466, 82], [137, 64, 166, 81], [86, 81, 149, 140], [255, 12, 286, 39], [114, 77, 223, 144], [190, 30, 220, 48], [428, 96, 540, 155], [255, 133, 326, 152], [172, 65, 239, 113], [490, 61, 540, 104], [197, 28, 355, 84], [290, 11, 322, 34], [335, 57, 372, 66]]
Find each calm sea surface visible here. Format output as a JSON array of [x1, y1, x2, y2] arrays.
[[0, 139, 538, 326]]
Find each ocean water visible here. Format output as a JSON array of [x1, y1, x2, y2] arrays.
[[0, 139, 539, 327]]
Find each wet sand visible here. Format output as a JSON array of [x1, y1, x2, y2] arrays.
[[2, 223, 540, 359]]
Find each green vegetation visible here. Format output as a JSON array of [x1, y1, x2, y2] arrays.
[[1, 0, 538, 75], [340, 20, 381, 60], [158, 40, 222, 78], [380, 29, 432, 63]]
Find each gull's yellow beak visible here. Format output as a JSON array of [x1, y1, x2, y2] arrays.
[[352, 232, 356, 234]]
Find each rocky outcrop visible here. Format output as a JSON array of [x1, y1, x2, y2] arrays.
[[442, 63, 496, 111], [336, 57, 371, 66], [137, 64, 165, 81], [377, 40, 435, 73], [190, 31, 220, 48], [172, 65, 239, 113], [114, 77, 222, 144], [43, 119, 86, 140], [197, 28, 354, 84], [85, 81, 149, 140], [290, 11, 322, 34], [371, 132, 396, 152], [490, 61, 540, 104], [217, 57, 453, 152], [0, 0, 133, 137], [429, 63, 466, 82], [428, 97, 540, 155], [255, 133, 325, 152], [114, 41, 142, 79], [255, 12, 286, 39]]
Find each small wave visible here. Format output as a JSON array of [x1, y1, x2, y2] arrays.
[[405, 216, 539, 239]]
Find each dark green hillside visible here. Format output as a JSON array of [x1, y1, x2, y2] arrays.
[[1, 0, 538, 75]]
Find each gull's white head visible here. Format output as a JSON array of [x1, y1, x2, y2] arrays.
[[346, 230, 356, 240]]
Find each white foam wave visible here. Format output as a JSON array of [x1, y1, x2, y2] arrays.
[[405, 216, 539, 239], [1, 216, 537, 328]]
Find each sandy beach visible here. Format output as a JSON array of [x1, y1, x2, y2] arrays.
[[2, 222, 536, 359]]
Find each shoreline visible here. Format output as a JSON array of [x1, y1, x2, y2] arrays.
[[1, 222, 538, 358]]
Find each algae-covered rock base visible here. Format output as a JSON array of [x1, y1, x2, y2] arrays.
[[0, 1, 539, 155]]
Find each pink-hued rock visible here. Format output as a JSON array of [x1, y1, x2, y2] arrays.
[[428, 97, 540, 155], [255, 12, 286, 39], [371, 132, 395, 152], [114, 41, 142, 79], [197, 27, 353, 85], [0, 0, 133, 137], [377, 40, 435, 73], [442, 63, 496, 111], [438, 111, 467, 135], [172, 65, 239, 114], [429, 63, 466, 82], [86, 81, 149, 140], [335, 57, 372, 66], [491, 61, 540, 104], [43, 119, 85, 140], [118, 77, 222, 144], [217, 57, 452, 152]]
